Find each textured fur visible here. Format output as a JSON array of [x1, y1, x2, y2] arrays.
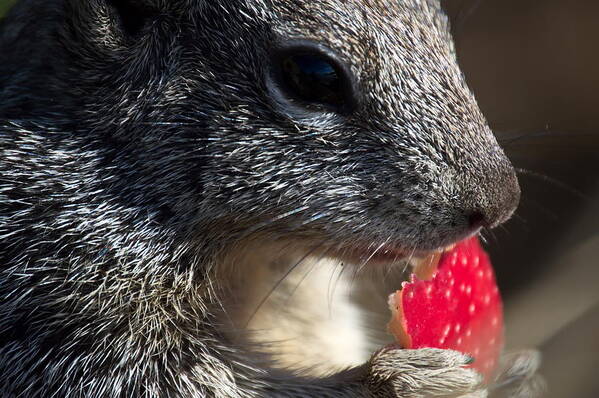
[[0, 0, 538, 397]]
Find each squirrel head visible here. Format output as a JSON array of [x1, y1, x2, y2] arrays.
[[12, 0, 519, 255]]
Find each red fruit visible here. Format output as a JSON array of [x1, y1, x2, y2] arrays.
[[387, 237, 503, 381]]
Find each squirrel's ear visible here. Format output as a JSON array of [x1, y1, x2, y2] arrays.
[[68, 0, 161, 48]]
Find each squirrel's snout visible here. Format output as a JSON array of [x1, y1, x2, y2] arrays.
[[462, 164, 521, 231], [488, 170, 521, 228]]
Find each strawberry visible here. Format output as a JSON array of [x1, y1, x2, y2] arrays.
[[387, 237, 503, 381]]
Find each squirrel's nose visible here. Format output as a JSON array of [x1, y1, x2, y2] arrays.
[[467, 211, 486, 229], [464, 168, 521, 230]]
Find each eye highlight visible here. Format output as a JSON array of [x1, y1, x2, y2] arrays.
[[270, 41, 357, 113]]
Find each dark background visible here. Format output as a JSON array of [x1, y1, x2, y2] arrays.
[[2, 0, 598, 396], [444, 1, 599, 397]]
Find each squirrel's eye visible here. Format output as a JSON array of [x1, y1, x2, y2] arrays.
[[271, 42, 357, 113], [281, 54, 343, 106]]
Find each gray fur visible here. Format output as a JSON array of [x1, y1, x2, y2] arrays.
[[0, 0, 530, 397]]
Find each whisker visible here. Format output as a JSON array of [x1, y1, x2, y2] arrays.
[[515, 167, 590, 201], [244, 242, 323, 328], [356, 239, 390, 276], [283, 244, 332, 309], [327, 257, 346, 319], [487, 227, 499, 244], [511, 212, 527, 225], [384, 238, 405, 280], [479, 232, 489, 245], [497, 223, 511, 238], [403, 246, 417, 276], [498, 128, 595, 147], [497, 127, 556, 146], [347, 237, 391, 295], [518, 195, 560, 221]]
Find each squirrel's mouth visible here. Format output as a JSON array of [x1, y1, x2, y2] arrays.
[[323, 226, 483, 272], [326, 243, 458, 277]]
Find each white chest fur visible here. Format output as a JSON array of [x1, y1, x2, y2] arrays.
[[223, 244, 370, 375]]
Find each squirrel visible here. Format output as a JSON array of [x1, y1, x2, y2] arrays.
[[0, 0, 544, 397]]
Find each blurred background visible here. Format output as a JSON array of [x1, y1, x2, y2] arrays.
[[0, 0, 12, 17], [444, 1, 599, 397], [1, 0, 597, 396]]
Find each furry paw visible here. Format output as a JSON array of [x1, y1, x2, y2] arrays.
[[363, 345, 484, 398], [490, 350, 546, 398]]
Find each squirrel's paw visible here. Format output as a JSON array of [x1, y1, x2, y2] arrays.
[[363, 345, 484, 398], [490, 350, 546, 398]]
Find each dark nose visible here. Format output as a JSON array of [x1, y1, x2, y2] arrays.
[[463, 168, 521, 229], [467, 211, 486, 229]]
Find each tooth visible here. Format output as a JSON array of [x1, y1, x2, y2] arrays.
[[444, 244, 456, 252], [413, 252, 442, 280], [409, 256, 421, 268]]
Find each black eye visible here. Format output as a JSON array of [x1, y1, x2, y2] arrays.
[[281, 54, 342, 105], [271, 42, 357, 113]]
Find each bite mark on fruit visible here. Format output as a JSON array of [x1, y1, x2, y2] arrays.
[[387, 237, 503, 381]]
